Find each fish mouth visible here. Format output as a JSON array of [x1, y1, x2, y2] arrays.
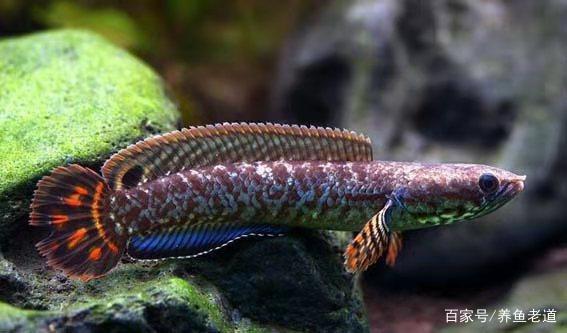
[[506, 176, 526, 195], [492, 177, 525, 204]]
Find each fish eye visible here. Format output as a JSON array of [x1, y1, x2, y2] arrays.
[[478, 173, 499, 194]]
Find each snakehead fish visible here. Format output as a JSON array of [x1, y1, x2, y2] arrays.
[[29, 123, 525, 281]]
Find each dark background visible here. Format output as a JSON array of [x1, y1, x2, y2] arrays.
[[1, 1, 566, 332]]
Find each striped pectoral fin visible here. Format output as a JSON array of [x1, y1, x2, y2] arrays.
[[127, 223, 288, 261], [344, 199, 403, 273], [385, 232, 402, 266]]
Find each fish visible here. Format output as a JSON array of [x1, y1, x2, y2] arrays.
[[29, 122, 526, 281]]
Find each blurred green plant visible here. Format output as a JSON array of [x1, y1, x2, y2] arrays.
[[29, 0, 313, 65], [162, 0, 301, 63], [2, 0, 318, 124], [35, 1, 146, 49]]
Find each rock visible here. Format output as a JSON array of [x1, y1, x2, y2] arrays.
[[440, 268, 567, 333], [0, 30, 367, 332], [1, 229, 367, 332], [0, 276, 273, 332], [271, 0, 567, 286], [190, 231, 368, 332], [0, 29, 179, 240]]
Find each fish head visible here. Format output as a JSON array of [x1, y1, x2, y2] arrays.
[[396, 163, 525, 230]]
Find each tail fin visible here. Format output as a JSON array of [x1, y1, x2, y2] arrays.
[[30, 165, 126, 281]]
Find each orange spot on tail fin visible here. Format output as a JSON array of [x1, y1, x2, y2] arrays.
[[51, 214, 69, 224], [64, 193, 82, 207], [74, 186, 89, 195], [89, 247, 102, 261], [67, 228, 87, 249]]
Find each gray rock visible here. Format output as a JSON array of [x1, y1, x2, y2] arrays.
[[271, 0, 567, 285], [440, 269, 567, 333], [0, 230, 367, 332]]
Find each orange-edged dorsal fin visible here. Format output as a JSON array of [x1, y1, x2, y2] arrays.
[[102, 122, 373, 190]]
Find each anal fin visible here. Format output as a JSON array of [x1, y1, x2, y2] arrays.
[[127, 223, 288, 261]]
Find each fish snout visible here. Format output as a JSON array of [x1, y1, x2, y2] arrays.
[[508, 175, 526, 194]]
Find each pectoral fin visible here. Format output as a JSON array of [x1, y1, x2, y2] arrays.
[[344, 199, 403, 272], [385, 231, 402, 266]]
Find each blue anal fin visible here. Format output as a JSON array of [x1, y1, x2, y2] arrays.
[[127, 223, 288, 260]]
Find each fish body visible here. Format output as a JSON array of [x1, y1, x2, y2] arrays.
[[112, 160, 523, 233], [29, 123, 525, 280], [112, 161, 388, 235]]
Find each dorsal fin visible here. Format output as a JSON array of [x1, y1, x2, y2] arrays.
[[102, 122, 373, 190]]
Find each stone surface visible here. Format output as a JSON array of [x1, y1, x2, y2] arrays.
[[271, 0, 567, 286], [0, 29, 179, 239], [0, 30, 368, 332], [0, 275, 271, 332], [0, 230, 367, 332], [440, 268, 567, 333]]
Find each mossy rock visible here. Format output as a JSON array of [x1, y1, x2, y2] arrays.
[[0, 231, 367, 332], [0, 29, 179, 239], [0, 276, 278, 332]]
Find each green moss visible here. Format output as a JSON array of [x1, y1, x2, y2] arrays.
[[64, 276, 229, 332], [162, 277, 232, 331], [0, 29, 179, 236], [0, 233, 365, 331], [0, 302, 32, 318], [0, 274, 301, 332], [0, 302, 44, 331]]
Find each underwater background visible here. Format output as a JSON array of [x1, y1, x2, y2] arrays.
[[0, 1, 565, 332]]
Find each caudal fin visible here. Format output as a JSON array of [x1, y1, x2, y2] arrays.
[[30, 165, 126, 281]]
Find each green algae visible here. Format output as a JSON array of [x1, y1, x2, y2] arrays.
[[0, 275, 298, 332], [0, 231, 366, 332], [0, 29, 179, 237], [69, 276, 233, 332], [0, 302, 44, 332]]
